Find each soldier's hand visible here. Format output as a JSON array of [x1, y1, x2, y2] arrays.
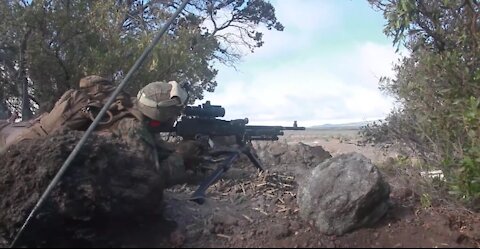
[[175, 140, 205, 170]]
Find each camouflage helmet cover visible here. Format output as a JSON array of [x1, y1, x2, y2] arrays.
[[136, 81, 188, 121]]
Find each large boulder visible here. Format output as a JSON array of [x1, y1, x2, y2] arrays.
[[298, 152, 390, 235], [0, 130, 165, 247]]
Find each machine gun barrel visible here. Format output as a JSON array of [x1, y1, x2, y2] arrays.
[[246, 125, 306, 131], [245, 125, 306, 140]]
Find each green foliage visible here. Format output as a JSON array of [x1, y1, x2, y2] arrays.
[[450, 97, 480, 200], [366, 0, 480, 202], [0, 0, 283, 115], [420, 193, 432, 209], [360, 120, 391, 144]]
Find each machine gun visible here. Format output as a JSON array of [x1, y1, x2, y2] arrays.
[[171, 101, 305, 204]]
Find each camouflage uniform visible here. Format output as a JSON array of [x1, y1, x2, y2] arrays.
[[1, 77, 195, 186], [100, 80, 193, 188], [0, 75, 122, 153], [0, 81, 92, 153], [105, 116, 189, 188]]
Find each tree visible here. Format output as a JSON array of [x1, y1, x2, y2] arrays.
[[0, 0, 283, 117], [0, 1, 34, 119], [367, 0, 480, 201]]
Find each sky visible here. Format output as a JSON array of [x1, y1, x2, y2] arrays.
[[195, 0, 405, 127]]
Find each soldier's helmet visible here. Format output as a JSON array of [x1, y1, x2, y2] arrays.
[[79, 75, 112, 88], [136, 81, 188, 122]]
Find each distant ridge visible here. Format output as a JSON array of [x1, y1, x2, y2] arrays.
[[308, 120, 377, 130]]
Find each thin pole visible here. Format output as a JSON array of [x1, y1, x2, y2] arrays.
[[10, 0, 190, 247]]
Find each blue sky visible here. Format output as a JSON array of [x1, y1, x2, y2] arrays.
[[196, 0, 404, 127]]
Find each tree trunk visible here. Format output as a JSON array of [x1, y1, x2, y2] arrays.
[[21, 76, 32, 120], [19, 29, 33, 121]]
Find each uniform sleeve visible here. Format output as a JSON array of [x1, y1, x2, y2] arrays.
[[108, 118, 190, 187], [109, 118, 154, 157]]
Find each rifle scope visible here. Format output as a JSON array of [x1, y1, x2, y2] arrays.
[[184, 101, 225, 118]]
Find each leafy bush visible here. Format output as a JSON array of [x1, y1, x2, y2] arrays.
[[366, 0, 480, 202]]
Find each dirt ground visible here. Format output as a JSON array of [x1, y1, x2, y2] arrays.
[[155, 130, 480, 248], [1, 129, 480, 248]]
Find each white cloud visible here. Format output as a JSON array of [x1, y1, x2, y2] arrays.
[[247, 1, 340, 60], [199, 42, 401, 127], [330, 42, 405, 88], [274, 0, 340, 33]]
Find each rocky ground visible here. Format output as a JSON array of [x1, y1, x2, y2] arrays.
[[157, 130, 480, 248], [1, 129, 479, 248]]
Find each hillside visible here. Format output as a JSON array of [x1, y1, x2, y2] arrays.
[[308, 121, 376, 130]]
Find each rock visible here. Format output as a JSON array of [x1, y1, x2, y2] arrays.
[[270, 143, 289, 156], [0, 131, 165, 247], [253, 142, 332, 168], [297, 152, 391, 235]]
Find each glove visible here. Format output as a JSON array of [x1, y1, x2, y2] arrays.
[[174, 140, 205, 171]]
